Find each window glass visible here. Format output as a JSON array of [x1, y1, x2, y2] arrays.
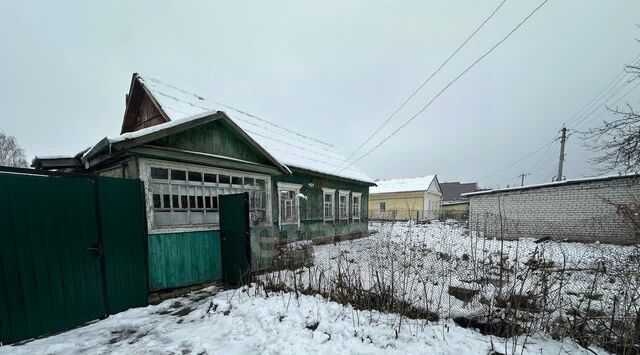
[[171, 169, 186, 181], [204, 173, 217, 183], [150, 165, 269, 228], [279, 188, 298, 224], [339, 194, 348, 219], [153, 194, 161, 208], [211, 195, 218, 210], [324, 192, 334, 221], [151, 167, 168, 180], [188, 171, 202, 182], [352, 196, 361, 220]]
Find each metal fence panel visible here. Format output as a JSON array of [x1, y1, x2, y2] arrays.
[[0, 172, 105, 344], [98, 176, 149, 314], [0, 169, 149, 345]]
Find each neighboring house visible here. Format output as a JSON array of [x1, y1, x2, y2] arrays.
[[440, 181, 479, 217], [464, 174, 640, 244], [368, 175, 442, 220], [33, 73, 375, 290]]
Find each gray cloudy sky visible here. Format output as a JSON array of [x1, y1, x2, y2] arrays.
[[1, 1, 639, 187]]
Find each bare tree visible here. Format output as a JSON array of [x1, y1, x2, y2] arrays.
[[583, 63, 640, 173], [0, 131, 29, 168]]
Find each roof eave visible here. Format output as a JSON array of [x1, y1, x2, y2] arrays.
[[218, 114, 290, 175], [83, 112, 223, 169]]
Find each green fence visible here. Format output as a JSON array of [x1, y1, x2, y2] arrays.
[[0, 168, 149, 345]]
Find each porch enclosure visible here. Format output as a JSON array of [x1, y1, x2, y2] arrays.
[[0, 168, 148, 345]]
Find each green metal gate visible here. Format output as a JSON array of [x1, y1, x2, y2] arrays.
[[219, 193, 251, 286], [0, 168, 148, 345]]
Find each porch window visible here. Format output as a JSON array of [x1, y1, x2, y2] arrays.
[[352, 192, 361, 221], [339, 190, 350, 220], [278, 182, 302, 226], [322, 188, 335, 221], [150, 166, 269, 228]]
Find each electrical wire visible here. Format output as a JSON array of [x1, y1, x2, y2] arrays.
[[332, 0, 508, 173], [336, 0, 551, 174]]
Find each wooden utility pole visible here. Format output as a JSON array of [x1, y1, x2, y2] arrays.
[[555, 126, 567, 181], [518, 172, 531, 186]]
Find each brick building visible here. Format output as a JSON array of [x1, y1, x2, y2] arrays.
[[463, 174, 640, 244]]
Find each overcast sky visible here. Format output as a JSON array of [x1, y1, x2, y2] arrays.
[[1, 1, 639, 187]]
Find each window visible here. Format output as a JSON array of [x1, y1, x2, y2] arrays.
[[278, 182, 302, 226], [352, 193, 361, 221], [322, 188, 335, 221], [339, 190, 350, 220], [379, 202, 386, 212], [149, 165, 269, 229]]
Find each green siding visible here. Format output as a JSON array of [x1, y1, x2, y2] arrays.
[[251, 170, 370, 270], [150, 120, 272, 166], [271, 171, 370, 227], [148, 230, 222, 291]]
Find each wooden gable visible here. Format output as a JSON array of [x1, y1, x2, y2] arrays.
[[148, 119, 273, 166], [120, 74, 169, 134]]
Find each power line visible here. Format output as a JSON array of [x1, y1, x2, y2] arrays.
[[476, 138, 557, 182], [564, 53, 640, 128], [573, 78, 640, 130], [336, 0, 551, 174], [529, 139, 560, 182], [529, 134, 559, 173], [332, 0, 508, 173]]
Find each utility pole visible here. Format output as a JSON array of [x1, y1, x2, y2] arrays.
[[518, 172, 531, 186], [556, 126, 567, 181]]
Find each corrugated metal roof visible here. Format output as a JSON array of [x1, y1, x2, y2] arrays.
[[135, 75, 374, 184]]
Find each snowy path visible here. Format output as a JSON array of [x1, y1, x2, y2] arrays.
[[0, 286, 604, 354]]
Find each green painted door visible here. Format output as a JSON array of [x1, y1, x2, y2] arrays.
[[219, 193, 251, 286], [0, 172, 106, 344]]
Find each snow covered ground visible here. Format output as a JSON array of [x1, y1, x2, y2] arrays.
[[0, 286, 605, 354], [259, 220, 640, 350], [266, 221, 640, 317]]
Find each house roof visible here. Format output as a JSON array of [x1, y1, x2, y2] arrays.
[[463, 173, 639, 197], [131, 75, 374, 184], [370, 175, 437, 194], [440, 182, 478, 201]]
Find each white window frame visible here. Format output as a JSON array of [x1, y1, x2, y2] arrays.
[[277, 182, 302, 227], [322, 188, 336, 222], [338, 190, 350, 220], [351, 192, 362, 221], [139, 158, 272, 233]]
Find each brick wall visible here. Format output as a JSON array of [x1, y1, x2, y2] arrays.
[[468, 177, 640, 244]]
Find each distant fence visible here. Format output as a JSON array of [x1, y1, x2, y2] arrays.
[[0, 167, 149, 345], [256, 209, 640, 353], [369, 209, 468, 223]]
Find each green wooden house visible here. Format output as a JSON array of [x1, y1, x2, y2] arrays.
[[33, 74, 374, 291]]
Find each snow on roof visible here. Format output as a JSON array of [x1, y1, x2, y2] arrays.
[[370, 175, 436, 194], [135, 75, 374, 184], [463, 173, 640, 197]]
